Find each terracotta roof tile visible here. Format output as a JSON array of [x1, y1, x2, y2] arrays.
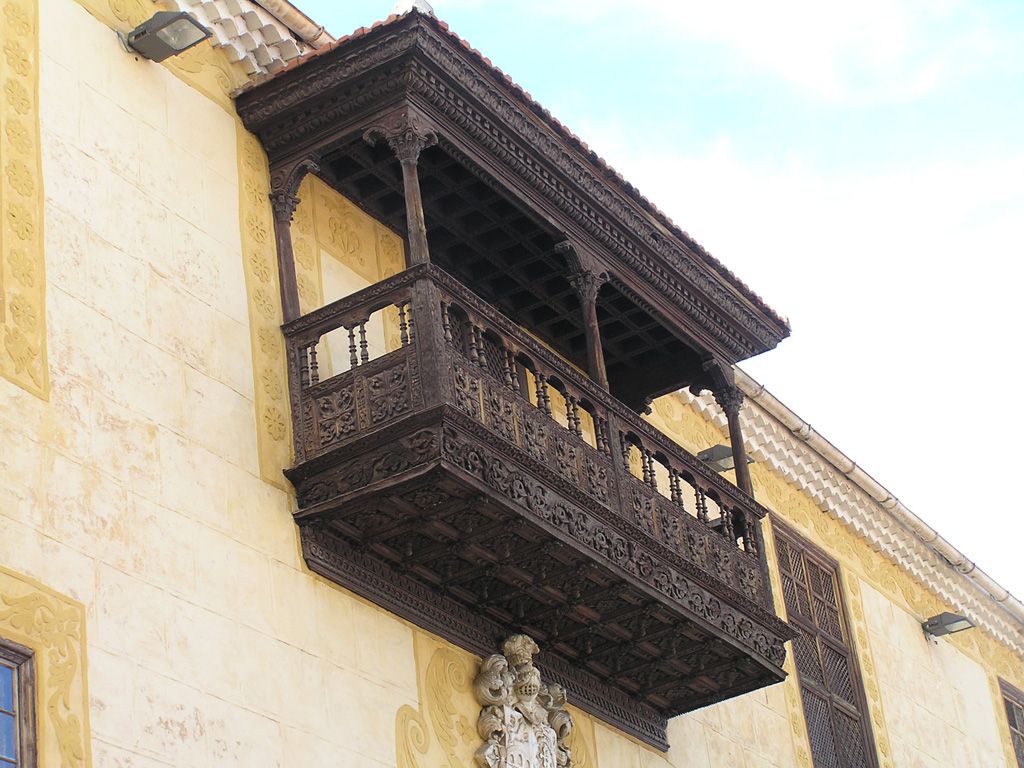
[[241, 9, 788, 331]]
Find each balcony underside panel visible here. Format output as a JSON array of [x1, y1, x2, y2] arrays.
[[290, 407, 787, 748]]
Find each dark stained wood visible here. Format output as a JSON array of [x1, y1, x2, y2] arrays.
[[773, 520, 879, 768], [281, 264, 794, 749], [235, 11, 790, 389], [364, 107, 437, 266], [568, 269, 610, 390], [239, 9, 799, 751]]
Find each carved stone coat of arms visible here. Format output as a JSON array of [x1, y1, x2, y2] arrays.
[[474, 635, 573, 768]]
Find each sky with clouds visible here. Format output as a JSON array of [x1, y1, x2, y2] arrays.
[[297, 0, 1024, 597]]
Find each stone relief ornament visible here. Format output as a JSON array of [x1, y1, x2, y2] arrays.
[[474, 635, 573, 768]]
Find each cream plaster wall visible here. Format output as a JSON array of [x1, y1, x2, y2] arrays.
[[0, 2, 1019, 768], [1, 2, 425, 766], [859, 580, 1007, 768]]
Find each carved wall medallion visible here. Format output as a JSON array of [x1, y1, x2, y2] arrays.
[[475, 635, 573, 768]]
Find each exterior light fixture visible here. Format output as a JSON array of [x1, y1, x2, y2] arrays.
[[119, 11, 211, 62], [922, 612, 975, 638], [697, 444, 753, 473]]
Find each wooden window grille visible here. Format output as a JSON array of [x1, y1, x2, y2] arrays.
[[1002, 679, 1024, 767], [0, 639, 35, 768], [774, 522, 878, 768]]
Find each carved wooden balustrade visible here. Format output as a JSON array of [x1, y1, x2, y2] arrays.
[[283, 263, 793, 749]]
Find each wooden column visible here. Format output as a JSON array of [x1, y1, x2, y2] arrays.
[[269, 157, 318, 324], [569, 270, 609, 390], [364, 109, 437, 267], [270, 191, 301, 322], [715, 384, 753, 497]]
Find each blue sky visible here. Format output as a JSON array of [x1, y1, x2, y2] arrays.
[[297, 0, 1024, 597]]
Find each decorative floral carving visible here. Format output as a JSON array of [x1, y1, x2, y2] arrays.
[[474, 635, 573, 768], [5, 118, 30, 152], [367, 364, 411, 424], [8, 246, 33, 286], [0, 568, 90, 767], [5, 157, 33, 195], [248, 250, 272, 284], [253, 286, 275, 319], [6, 200, 33, 239], [317, 387, 357, 446], [0, 0, 45, 397], [246, 211, 269, 243], [263, 406, 286, 441]]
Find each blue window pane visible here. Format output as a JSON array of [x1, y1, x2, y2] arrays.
[[0, 712, 15, 760], [0, 666, 11, 711]]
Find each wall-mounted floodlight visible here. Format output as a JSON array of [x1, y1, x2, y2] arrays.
[[922, 612, 975, 638], [119, 11, 211, 62], [697, 444, 753, 473]]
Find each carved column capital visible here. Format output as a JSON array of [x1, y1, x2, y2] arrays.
[[269, 190, 300, 221], [363, 109, 438, 164], [268, 156, 320, 221], [712, 384, 744, 417], [568, 270, 608, 305]]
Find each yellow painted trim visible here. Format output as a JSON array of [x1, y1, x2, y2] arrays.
[[395, 632, 477, 767], [0, 565, 92, 767], [1, 0, 48, 398], [988, 673, 1019, 768], [236, 126, 292, 489], [841, 571, 895, 768]]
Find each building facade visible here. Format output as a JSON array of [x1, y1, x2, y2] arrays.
[[0, 1, 1022, 766]]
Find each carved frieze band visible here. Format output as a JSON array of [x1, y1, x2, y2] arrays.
[[438, 421, 788, 667], [0, 0, 47, 397]]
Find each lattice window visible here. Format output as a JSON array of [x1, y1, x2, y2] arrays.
[[775, 524, 877, 768], [0, 640, 34, 768], [1002, 679, 1024, 767]]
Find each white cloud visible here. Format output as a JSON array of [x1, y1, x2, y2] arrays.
[[572, 118, 1024, 592], [506, 0, 1009, 103]]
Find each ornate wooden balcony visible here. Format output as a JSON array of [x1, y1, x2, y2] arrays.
[[284, 264, 793, 748]]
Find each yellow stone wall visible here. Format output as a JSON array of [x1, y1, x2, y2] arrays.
[[0, 1, 1019, 766]]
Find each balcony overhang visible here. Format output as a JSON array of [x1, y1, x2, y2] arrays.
[[282, 265, 794, 749], [235, 10, 790, 373]]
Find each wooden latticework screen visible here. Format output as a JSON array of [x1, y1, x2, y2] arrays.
[[1002, 679, 1024, 767], [775, 524, 878, 768]]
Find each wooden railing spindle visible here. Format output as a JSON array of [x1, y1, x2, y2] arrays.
[[669, 468, 682, 506], [567, 396, 582, 437], [398, 302, 410, 347], [536, 373, 552, 417], [468, 321, 480, 365], [441, 302, 453, 344], [696, 489, 709, 525], [358, 320, 369, 364], [348, 325, 358, 368], [309, 342, 319, 385]]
